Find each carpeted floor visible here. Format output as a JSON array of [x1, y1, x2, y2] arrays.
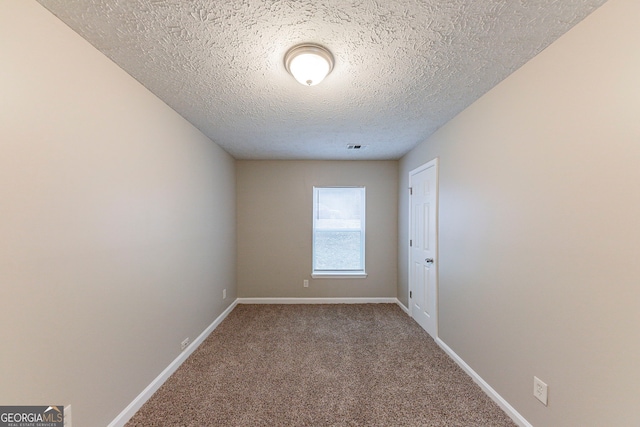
[[126, 304, 516, 426]]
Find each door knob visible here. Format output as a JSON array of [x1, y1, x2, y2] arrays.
[[425, 258, 434, 264]]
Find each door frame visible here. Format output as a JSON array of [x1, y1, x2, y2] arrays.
[[408, 158, 439, 337]]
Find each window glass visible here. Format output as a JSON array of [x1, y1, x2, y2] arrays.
[[313, 187, 365, 275]]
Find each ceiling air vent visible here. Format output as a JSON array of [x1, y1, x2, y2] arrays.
[[347, 144, 367, 150]]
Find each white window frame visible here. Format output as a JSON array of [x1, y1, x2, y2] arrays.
[[312, 186, 367, 278]]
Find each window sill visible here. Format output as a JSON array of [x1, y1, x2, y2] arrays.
[[311, 272, 368, 279]]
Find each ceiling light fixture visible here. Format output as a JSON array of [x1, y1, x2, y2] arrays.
[[284, 43, 334, 86]]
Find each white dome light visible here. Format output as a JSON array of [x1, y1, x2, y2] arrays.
[[284, 44, 334, 86]]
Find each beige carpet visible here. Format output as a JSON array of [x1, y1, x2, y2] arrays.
[[126, 304, 516, 426]]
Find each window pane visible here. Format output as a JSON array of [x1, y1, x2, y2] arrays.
[[317, 188, 362, 222], [313, 187, 365, 273], [314, 231, 362, 270]]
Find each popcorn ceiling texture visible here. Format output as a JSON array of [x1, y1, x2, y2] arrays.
[[37, 0, 606, 160]]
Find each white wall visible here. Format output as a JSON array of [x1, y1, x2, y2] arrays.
[[399, 0, 640, 425], [0, 2, 236, 426], [237, 160, 397, 298]]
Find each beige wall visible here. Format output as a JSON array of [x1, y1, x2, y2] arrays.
[[237, 160, 397, 298], [399, 0, 640, 425], [0, 2, 236, 426]]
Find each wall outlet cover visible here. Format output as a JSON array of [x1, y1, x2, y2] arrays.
[[534, 376, 548, 406]]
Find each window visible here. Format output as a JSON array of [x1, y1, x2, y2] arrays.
[[312, 186, 366, 277]]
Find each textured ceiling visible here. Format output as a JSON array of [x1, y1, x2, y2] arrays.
[[36, 0, 607, 160]]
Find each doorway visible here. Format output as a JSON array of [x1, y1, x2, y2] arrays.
[[408, 159, 438, 338]]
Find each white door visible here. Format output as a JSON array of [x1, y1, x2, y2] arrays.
[[409, 159, 438, 338]]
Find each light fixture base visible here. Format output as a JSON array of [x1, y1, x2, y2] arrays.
[[284, 43, 334, 86]]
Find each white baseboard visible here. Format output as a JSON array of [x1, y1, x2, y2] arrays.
[[108, 300, 238, 427], [435, 338, 532, 427], [237, 297, 398, 304], [109, 298, 527, 427], [395, 299, 409, 314]]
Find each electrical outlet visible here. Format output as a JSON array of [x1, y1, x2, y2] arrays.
[[181, 337, 190, 351], [533, 376, 548, 406], [223, 288, 226, 299], [64, 405, 72, 427], [303, 280, 309, 288]]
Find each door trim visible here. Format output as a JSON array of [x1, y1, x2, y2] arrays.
[[408, 158, 439, 337]]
